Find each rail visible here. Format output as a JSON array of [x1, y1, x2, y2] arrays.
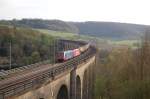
[[0, 41, 96, 99]]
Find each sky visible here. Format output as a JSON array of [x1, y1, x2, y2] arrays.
[[0, 0, 150, 25]]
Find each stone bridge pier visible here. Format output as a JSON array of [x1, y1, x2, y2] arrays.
[[10, 56, 96, 99]]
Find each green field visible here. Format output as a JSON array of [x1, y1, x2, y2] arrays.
[[36, 29, 77, 39], [109, 40, 139, 47], [36, 29, 105, 41], [36, 29, 140, 48]]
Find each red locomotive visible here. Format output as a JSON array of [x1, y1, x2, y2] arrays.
[[56, 43, 89, 62]]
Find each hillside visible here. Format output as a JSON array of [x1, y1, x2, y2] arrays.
[[0, 19, 78, 33], [0, 19, 149, 40], [0, 25, 55, 69], [72, 22, 149, 40]]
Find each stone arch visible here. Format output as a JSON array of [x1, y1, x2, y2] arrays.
[[82, 70, 88, 99], [57, 85, 69, 99], [76, 75, 81, 99]]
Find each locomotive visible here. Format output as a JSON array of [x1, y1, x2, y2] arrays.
[[56, 43, 90, 62]]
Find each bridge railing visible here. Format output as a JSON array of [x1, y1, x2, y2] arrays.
[[0, 42, 96, 99], [0, 40, 86, 80]]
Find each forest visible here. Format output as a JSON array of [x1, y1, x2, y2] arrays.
[[95, 30, 150, 99], [0, 25, 55, 70], [0, 19, 149, 40], [0, 19, 79, 33]]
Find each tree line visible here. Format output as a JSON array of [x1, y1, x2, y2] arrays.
[[95, 30, 150, 99], [0, 19, 79, 33], [0, 25, 55, 70]]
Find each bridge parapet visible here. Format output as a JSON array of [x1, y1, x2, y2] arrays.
[[0, 40, 87, 80], [0, 40, 96, 99]]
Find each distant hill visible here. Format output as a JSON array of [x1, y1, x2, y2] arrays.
[[0, 19, 149, 40], [71, 22, 150, 40], [0, 19, 79, 33]]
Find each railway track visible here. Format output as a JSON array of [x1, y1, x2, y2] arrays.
[[0, 41, 96, 99]]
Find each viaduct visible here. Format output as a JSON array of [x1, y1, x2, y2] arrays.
[[0, 40, 97, 99]]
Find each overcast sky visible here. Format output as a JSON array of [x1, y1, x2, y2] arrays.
[[0, 0, 150, 25]]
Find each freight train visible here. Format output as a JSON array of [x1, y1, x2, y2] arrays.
[[56, 43, 90, 62]]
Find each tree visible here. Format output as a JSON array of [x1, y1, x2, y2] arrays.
[[31, 51, 41, 63]]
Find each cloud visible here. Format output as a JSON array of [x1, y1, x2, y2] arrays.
[[0, 0, 7, 8], [0, 0, 150, 25]]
